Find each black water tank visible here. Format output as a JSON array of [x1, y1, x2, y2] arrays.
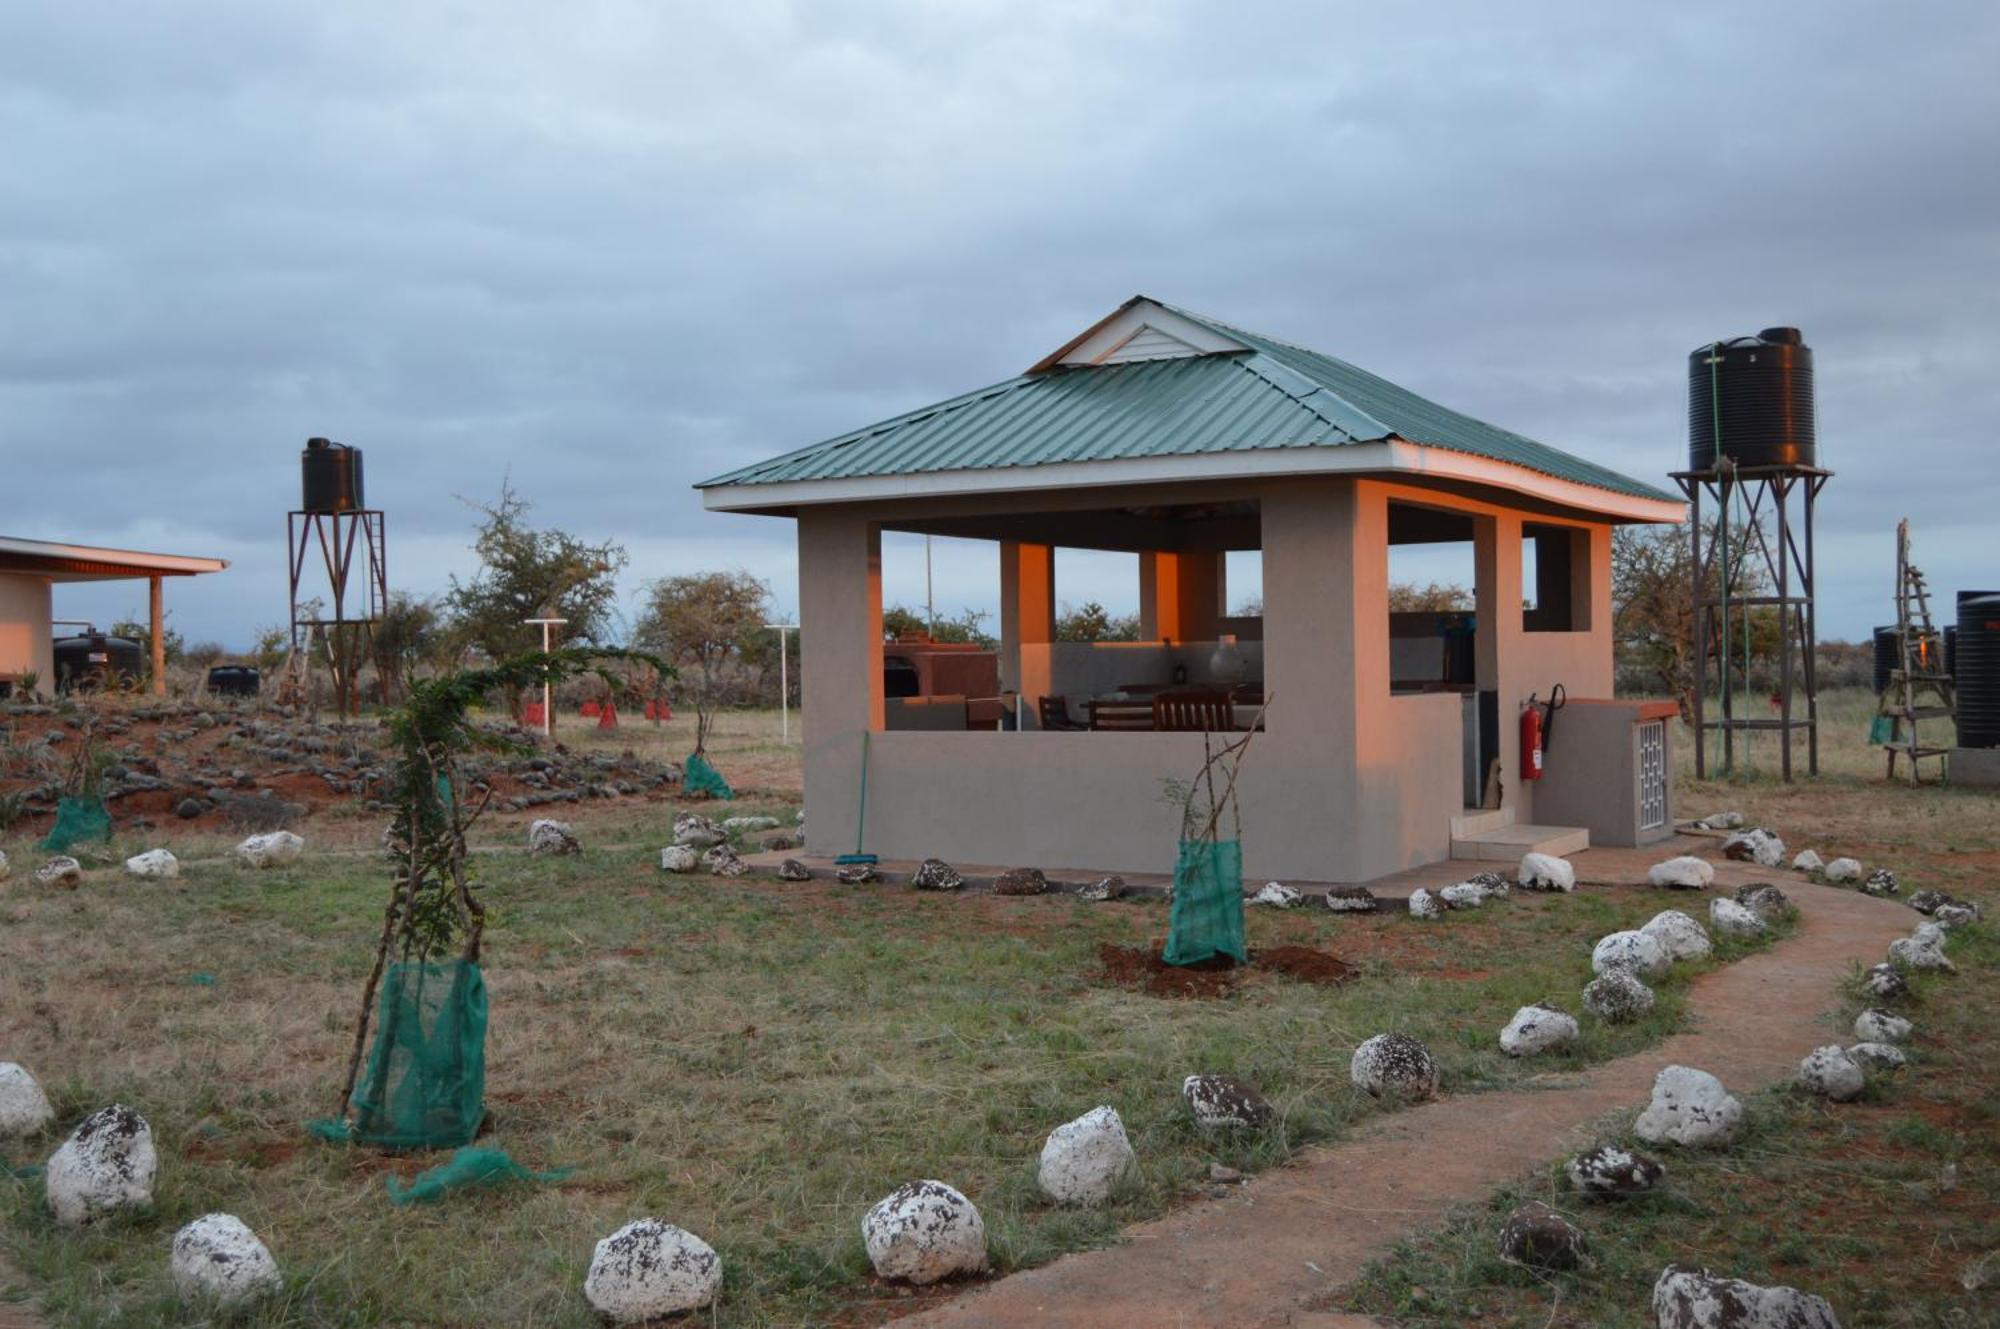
[[1945, 626, 1958, 680], [301, 437, 365, 512], [1871, 626, 1899, 696], [53, 633, 145, 692], [206, 665, 261, 697], [1957, 594, 2000, 748], [1688, 328, 1816, 471]]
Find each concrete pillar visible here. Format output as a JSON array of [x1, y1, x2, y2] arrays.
[[149, 575, 166, 696], [999, 540, 1055, 715], [1138, 550, 1223, 643], [0, 573, 54, 696], [797, 511, 882, 853]]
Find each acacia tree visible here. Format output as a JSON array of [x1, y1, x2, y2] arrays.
[[1613, 524, 1775, 720], [633, 570, 770, 756], [444, 483, 627, 711]]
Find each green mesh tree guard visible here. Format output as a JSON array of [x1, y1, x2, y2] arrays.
[[41, 795, 111, 852], [683, 752, 734, 800], [309, 960, 487, 1150], [384, 1145, 570, 1205], [1163, 838, 1246, 967]]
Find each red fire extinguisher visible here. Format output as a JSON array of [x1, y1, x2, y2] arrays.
[[1521, 685, 1566, 781]]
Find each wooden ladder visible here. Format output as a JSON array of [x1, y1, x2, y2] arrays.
[[1880, 519, 1956, 783]]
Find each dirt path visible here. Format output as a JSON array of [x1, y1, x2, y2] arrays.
[[898, 875, 1913, 1329], [0, 1253, 43, 1329]]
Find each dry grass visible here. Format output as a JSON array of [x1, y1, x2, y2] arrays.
[[2, 810, 1773, 1327]]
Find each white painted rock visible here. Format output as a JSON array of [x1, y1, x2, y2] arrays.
[[1696, 811, 1745, 830], [124, 848, 180, 880], [721, 815, 780, 833], [1181, 1074, 1274, 1129], [1722, 828, 1786, 868], [1847, 1041, 1907, 1072], [1517, 852, 1576, 892], [35, 856, 82, 887], [235, 831, 302, 868], [1861, 868, 1900, 897], [1709, 898, 1767, 938], [1909, 921, 1947, 950], [1853, 1008, 1912, 1043], [583, 1218, 723, 1322], [1634, 1066, 1743, 1147], [528, 818, 580, 855], [1862, 964, 1908, 999], [46, 1104, 157, 1226], [1889, 936, 1955, 973], [1648, 856, 1714, 890], [1440, 882, 1488, 909], [0, 848, 9, 880], [1792, 848, 1824, 873], [861, 1181, 987, 1285], [1036, 1106, 1136, 1205], [1566, 1143, 1665, 1197], [1322, 885, 1379, 912], [1822, 857, 1863, 883], [1798, 1045, 1865, 1102], [658, 845, 699, 873], [1251, 881, 1302, 908], [777, 858, 812, 882], [672, 813, 725, 847], [1650, 1264, 1840, 1329], [1496, 1200, 1589, 1271], [703, 844, 750, 877], [1591, 929, 1670, 978], [1499, 1003, 1579, 1056], [1934, 903, 1979, 930], [1466, 869, 1512, 898], [1407, 888, 1445, 920], [912, 858, 966, 892], [1642, 910, 1713, 961], [0, 1063, 55, 1137], [1076, 875, 1126, 901], [170, 1213, 282, 1308], [1583, 969, 1657, 1022], [1350, 1033, 1440, 1100]]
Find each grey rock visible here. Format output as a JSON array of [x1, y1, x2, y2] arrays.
[[1076, 875, 1126, 902], [777, 858, 812, 882], [993, 867, 1048, 896], [1862, 964, 1909, 999], [1322, 885, 1379, 913], [1861, 868, 1900, 897], [1583, 969, 1657, 1022]]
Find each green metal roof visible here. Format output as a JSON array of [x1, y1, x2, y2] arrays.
[[698, 300, 1674, 503]]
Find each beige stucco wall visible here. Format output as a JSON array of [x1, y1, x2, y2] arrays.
[[0, 572, 54, 693], [793, 474, 1621, 882]]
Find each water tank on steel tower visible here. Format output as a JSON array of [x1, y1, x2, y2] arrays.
[[301, 437, 366, 512], [1688, 328, 1817, 471], [1957, 593, 2000, 749]]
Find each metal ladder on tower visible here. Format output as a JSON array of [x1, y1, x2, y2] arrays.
[[1879, 519, 1956, 783]]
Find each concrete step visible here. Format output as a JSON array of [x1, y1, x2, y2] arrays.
[[1450, 823, 1590, 862], [1450, 806, 1514, 839]]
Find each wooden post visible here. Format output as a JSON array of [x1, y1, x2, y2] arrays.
[[148, 575, 166, 696]]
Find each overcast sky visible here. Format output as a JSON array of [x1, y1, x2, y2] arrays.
[[6, 1, 1998, 648]]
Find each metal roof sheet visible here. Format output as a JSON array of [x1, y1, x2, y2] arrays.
[[699, 300, 1673, 503]]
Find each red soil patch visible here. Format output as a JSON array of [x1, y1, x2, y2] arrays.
[[1095, 943, 1357, 997], [1256, 945, 1357, 987], [1096, 943, 1237, 998]]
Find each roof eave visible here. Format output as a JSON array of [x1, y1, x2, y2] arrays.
[[700, 440, 1685, 525]]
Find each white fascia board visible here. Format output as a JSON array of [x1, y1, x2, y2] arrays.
[[0, 535, 230, 575], [700, 442, 1686, 524]]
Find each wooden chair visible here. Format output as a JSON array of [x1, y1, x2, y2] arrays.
[[1153, 689, 1236, 732], [1088, 698, 1157, 731], [1039, 695, 1086, 731]]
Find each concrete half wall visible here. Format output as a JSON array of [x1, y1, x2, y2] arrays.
[[0, 573, 54, 691]]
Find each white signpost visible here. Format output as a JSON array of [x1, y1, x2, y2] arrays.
[[523, 616, 568, 737], [765, 621, 798, 744]]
